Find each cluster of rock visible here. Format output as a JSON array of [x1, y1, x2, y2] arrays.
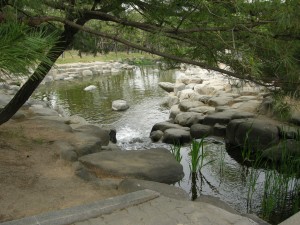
[[0, 84, 183, 185], [152, 66, 300, 163], [1, 61, 135, 94], [44, 61, 135, 84]]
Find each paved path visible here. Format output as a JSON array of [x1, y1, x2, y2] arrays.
[[73, 194, 259, 225], [1, 189, 263, 225]]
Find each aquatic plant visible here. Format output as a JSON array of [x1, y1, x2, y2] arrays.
[[189, 138, 215, 173], [170, 142, 182, 163], [245, 140, 300, 223]]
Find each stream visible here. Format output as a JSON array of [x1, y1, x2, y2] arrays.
[[35, 66, 299, 224]]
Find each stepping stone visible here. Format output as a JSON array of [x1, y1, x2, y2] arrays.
[[79, 148, 184, 184]]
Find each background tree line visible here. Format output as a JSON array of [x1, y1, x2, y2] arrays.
[[0, 0, 299, 125]]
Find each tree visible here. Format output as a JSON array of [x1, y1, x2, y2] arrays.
[[0, 0, 299, 125]]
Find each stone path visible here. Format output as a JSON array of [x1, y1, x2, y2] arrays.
[[1, 190, 264, 225]]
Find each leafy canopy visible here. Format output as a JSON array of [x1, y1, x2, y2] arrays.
[[0, 0, 299, 94]]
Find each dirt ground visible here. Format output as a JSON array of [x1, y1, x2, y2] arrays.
[[0, 118, 124, 223]]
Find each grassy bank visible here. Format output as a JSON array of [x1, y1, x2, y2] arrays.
[[56, 50, 159, 64]]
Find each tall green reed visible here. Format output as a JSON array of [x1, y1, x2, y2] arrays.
[[189, 138, 215, 173], [170, 142, 182, 163]]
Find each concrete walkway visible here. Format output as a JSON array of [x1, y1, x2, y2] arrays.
[[0, 190, 266, 225]]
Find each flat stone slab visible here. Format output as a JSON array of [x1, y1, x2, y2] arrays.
[[79, 148, 184, 184], [0, 190, 159, 225], [119, 178, 189, 200]]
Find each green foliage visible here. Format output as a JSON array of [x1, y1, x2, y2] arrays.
[[170, 142, 182, 163], [189, 138, 215, 173], [0, 20, 58, 79]]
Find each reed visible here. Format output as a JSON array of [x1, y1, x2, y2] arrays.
[[189, 138, 215, 173], [170, 142, 182, 163]]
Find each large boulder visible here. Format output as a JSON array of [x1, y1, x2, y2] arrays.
[[169, 105, 181, 119], [162, 128, 191, 144], [158, 82, 175, 92], [179, 100, 204, 111], [188, 106, 215, 114], [74, 125, 110, 146], [190, 124, 213, 139], [174, 83, 186, 95], [226, 119, 280, 152], [203, 110, 254, 126], [174, 112, 204, 127], [208, 96, 234, 107], [112, 100, 129, 111], [71, 132, 103, 157], [151, 121, 190, 133], [119, 178, 189, 200], [79, 148, 184, 184], [167, 95, 179, 107]]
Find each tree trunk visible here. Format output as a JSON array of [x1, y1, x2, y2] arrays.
[[0, 26, 81, 125]]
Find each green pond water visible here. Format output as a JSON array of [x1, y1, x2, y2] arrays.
[[35, 66, 299, 224]]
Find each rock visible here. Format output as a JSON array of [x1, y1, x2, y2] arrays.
[[226, 119, 280, 151], [119, 178, 189, 200], [167, 95, 179, 107], [84, 85, 97, 91], [174, 112, 204, 127], [79, 148, 184, 184], [151, 121, 190, 133], [101, 142, 121, 151], [203, 111, 236, 126], [158, 82, 174, 92], [150, 130, 164, 142], [190, 124, 213, 139], [169, 105, 181, 119], [74, 125, 110, 146], [179, 100, 204, 111], [188, 106, 215, 114], [231, 100, 261, 112], [258, 96, 273, 115], [29, 106, 59, 117], [231, 111, 255, 120], [215, 106, 232, 112], [213, 123, 227, 137], [233, 96, 258, 103], [261, 140, 300, 163], [68, 115, 89, 128], [71, 132, 102, 157], [72, 161, 96, 181], [0, 93, 12, 107], [203, 110, 254, 126], [290, 112, 300, 126], [208, 96, 234, 107], [27, 118, 73, 133], [177, 89, 195, 100], [82, 69, 93, 76], [174, 83, 186, 95], [112, 100, 129, 111], [162, 128, 191, 144], [53, 141, 78, 162], [12, 110, 26, 120], [194, 84, 216, 95], [179, 76, 203, 85], [196, 195, 238, 214], [278, 125, 300, 139]]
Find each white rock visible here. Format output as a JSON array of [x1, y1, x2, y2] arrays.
[[82, 70, 93, 76], [84, 85, 97, 91], [112, 100, 129, 111]]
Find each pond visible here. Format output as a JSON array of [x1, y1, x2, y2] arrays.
[[35, 66, 299, 224]]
